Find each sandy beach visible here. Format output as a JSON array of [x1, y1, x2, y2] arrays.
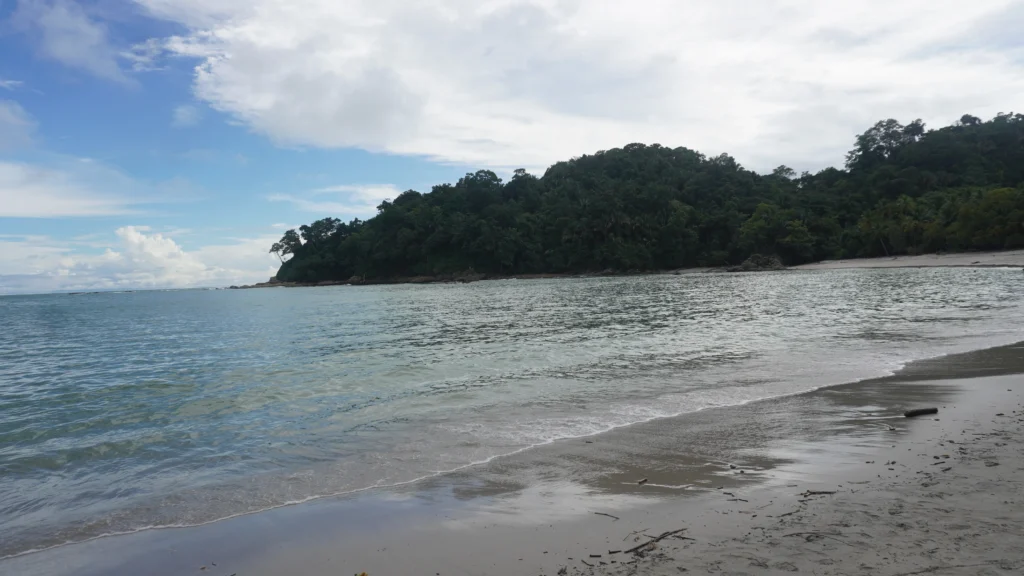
[[595, 375, 1024, 576], [792, 250, 1024, 271], [3, 343, 1022, 576]]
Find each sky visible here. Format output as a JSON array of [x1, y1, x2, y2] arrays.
[[1, 0, 1022, 294]]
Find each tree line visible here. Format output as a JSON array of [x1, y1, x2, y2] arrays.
[[271, 113, 1024, 282]]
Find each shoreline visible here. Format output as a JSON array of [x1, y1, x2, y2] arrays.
[[5, 342, 1023, 576], [792, 248, 1024, 271], [232, 249, 1024, 290], [596, 374, 1024, 576]]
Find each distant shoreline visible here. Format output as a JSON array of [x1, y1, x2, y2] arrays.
[[790, 248, 1024, 270], [231, 248, 1024, 290]]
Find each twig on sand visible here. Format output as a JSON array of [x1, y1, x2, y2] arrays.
[[581, 559, 594, 567], [800, 490, 837, 496], [891, 563, 991, 575], [622, 529, 645, 542], [594, 512, 620, 521], [784, 532, 854, 546], [625, 528, 688, 555]]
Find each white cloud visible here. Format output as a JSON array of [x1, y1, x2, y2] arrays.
[[13, 0, 131, 84], [269, 183, 402, 217], [172, 104, 202, 127], [0, 227, 281, 294], [0, 80, 24, 91], [0, 100, 36, 151], [132, 0, 1024, 172], [122, 37, 166, 71], [0, 159, 174, 218]]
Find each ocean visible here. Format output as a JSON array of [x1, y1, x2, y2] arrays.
[[1, 267, 1022, 558]]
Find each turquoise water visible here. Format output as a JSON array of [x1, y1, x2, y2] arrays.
[[1, 268, 1022, 557]]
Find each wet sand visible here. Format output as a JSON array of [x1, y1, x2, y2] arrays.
[[4, 344, 1023, 576], [792, 249, 1024, 270]]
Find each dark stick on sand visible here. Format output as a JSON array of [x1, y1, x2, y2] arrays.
[[905, 408, 939, 418], [594, 512, 620, 521], [624, 528, 688, 555]]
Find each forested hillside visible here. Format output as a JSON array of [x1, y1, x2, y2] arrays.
[[271, 114, 1024, 282]]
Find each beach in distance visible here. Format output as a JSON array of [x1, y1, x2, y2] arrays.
[[228, 248, 1024, 290], [2, 266, 1023, 576], [791, 248, 1024, 271]]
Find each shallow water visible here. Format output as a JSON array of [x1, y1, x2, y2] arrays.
[[1, 268, 1022, 557]]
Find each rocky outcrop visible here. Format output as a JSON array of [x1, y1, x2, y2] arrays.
[[725, 254, 786, 272]]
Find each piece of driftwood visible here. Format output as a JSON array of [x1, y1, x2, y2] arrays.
[[784, 532, 853, 546], [625, 528, 688, 555], [622, 529, 645, 542], [594, 512, 620, 521], [637, 478, 648, 485], [904, 408, 939, 418]]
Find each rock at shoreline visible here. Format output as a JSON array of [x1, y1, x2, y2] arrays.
[[725, 254, 786, 272]]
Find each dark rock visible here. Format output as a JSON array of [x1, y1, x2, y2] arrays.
[[725, 254, 786, 272]]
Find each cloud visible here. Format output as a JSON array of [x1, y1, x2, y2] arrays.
[[135, 0, 1024, 172], [122, 37, 167, 71], [268, 184, 402, 218], [13, 0, 131, 84], [0, 227, 281, 294], [0, 80, 25, 91], [0, 100, 36, 151], [172, 104, 202, 127], [0, 159, 177, 218]]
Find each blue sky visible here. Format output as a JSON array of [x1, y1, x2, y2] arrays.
[[1, 0, 1022, 294]]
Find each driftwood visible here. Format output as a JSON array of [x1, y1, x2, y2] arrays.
[[784, 531, 853, 546], [594, 512, 620, 521], [625, 528, 688, 555], [622, 529, 645, 542], [904, 408, 939, 418]]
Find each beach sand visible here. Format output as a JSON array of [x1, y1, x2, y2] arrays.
[[792, 249, 1024, 270], [4, 345, 1023, 576], [593, 374, 1024, 576]]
